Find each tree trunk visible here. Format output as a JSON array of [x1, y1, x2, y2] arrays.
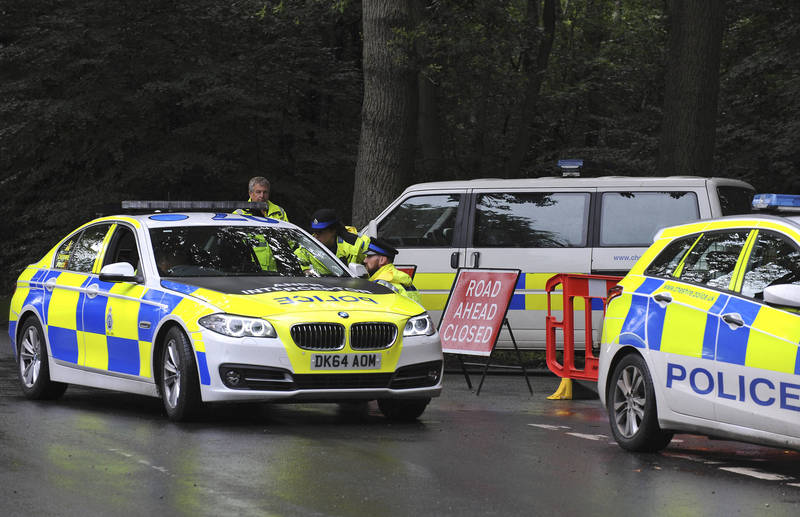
[[657, 0, 725, 176], [505, 0, 556, 177], [352, 0, 418, 227]]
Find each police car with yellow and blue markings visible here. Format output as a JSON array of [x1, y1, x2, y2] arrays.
[[599, 194, 800, 451], [8, 209, 443, 421]]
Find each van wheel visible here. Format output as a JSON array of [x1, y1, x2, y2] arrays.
[[17, 318, 68, 400], [608, 354, 673, 452], [159, 326, 202, 421], [378, 398, 430, 421]]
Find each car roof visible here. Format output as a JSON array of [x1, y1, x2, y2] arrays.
[[399, 176, 754, 192], [655, 213, 800, 240]]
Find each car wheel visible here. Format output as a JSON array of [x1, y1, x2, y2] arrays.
[[17, 317, 68, 400], [608, 353, 673, 452], [378, 398, 430, 421], [159, 326, 202, 421]]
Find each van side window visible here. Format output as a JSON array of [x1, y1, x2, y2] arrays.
[[741, 230, 800, 299], [473, 192, 589, 247], [377, 194, 462, 247], [717, 186, 754, 216], [676, 230, 750, 290], [600, 192, 699, 247]]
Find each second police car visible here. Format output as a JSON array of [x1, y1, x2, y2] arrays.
[[599, 194, 800, 451], [8, 211, 443, 421]]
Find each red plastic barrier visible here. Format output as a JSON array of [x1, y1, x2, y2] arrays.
[[545, 273, 622, 382]]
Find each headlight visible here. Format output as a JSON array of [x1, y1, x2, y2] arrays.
[[403, 313, 435, 337], [198, 313, 276, 338]]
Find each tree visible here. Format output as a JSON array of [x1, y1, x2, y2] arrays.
[[658, 0, 726, 175], [351, 0, 418, 226]]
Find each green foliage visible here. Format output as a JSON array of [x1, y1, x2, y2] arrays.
[[0, 0, 363, 291]]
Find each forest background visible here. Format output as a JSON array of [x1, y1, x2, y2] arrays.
[[1, 0, 798, 294]]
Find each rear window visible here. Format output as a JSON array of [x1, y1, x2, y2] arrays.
[[473, 192, 589, 247], [717, 186, 754, 216], [600, 192, 699, 247]]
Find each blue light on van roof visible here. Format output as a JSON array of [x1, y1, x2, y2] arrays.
[[752, 193, 800, 210], [558, 159, 583, 177]]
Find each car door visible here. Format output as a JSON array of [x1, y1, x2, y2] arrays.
[[46, 223, 114, 366], [376, 191, 469, 323], [713, 228, 800, 438], [464, 189, 593, 348], [82, 223, 156, 377], [644, 228, 751, 419]]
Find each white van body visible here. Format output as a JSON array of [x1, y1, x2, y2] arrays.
[[366, 176, 755, 350]]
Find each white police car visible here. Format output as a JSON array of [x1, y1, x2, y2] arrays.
[[598, 194, 800, 451], [8, 208, 442, 421]]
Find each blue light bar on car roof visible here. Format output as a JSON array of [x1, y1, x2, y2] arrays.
[[752, 194, 800, 210]]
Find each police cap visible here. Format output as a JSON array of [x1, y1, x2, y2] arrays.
[[310, 208, 339, 230], [366, 237, 398, 258]]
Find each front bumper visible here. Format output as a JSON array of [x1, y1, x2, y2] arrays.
[[195, 330, 443, 402]]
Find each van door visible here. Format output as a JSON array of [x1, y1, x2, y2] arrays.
[[376, 191, 469, 323], [593, 189, 710, 275], [464, 189, 593, 348]]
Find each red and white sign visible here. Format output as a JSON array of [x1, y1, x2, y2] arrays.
[[394, 264, 417, 279], [439, 268, 520, 356]]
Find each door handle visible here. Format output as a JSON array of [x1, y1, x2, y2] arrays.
[[86, 284, 100, 299], [722, 313, 744, 329], [472, 251, 480, 268], [450, 252, 460, 269], [44, 278, 57, 292], [653, 292, 672, 305]]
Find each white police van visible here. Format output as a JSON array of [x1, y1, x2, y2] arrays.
[[366, 168, 754, 349]]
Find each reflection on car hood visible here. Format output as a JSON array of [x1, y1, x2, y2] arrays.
[[160, 276, 422, 317]]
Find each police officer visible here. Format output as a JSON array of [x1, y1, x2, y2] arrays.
[[309, 208, 370, 265], [363, 237, 422, 303], [234, 176, 288, 221]]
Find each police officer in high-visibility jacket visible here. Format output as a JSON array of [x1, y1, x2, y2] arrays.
[[233, 176, 286, 270], [234, 176, 288, 221], [309, 208, 371, 265], [363, 237, 422, 304]]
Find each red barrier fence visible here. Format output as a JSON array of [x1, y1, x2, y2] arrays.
[[545, 273, 622, 382]]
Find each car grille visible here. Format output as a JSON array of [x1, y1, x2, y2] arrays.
[[350, 322, 398, 350], [291, 323, 345, 350], [289, 322, 398, 350]]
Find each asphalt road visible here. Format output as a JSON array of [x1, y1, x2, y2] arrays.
[[1, 327, 799, 516]]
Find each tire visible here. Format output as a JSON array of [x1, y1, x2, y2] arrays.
[[159, 326, 202, 421], [378, 398, 430, 422], [16, 317, 68, 400], [607, 353, 673, 452]]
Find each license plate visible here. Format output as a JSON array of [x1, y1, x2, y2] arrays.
[[310, 353, 382, 370]]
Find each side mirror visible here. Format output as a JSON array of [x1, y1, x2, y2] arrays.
[[348, 263, 369, 279], [366, 220, 378, 238], [763, 284, 800, 308], [100, 262, 139, 283]]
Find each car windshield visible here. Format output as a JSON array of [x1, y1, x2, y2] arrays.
[[149, 225, 348, 278]]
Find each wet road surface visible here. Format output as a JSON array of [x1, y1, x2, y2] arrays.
[[1, 330, 799, 516]]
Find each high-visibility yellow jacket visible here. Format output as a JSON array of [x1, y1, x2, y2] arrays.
[[369, 263, 422, 304], [234, 199, 288, 222]]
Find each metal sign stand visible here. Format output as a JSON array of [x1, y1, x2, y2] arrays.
[[470, 319, 533, 396]]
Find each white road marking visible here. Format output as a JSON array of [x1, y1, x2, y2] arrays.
[[566, 432, 608, 441], [719, 467, 793, 481], [109, 448, 172, 476], [527, 424, 571, 430], [787, 483, 800, 488]]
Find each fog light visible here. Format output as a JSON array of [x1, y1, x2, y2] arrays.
[[428, 368, 440, 382], [224, 369, 242, 387]]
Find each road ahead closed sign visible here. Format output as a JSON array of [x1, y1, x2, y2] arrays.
[[439, 268, 520, 356]]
